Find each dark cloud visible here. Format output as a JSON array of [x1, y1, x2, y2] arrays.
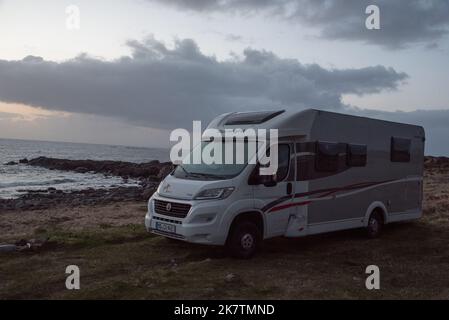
[[149, 0, 449, 49], [0, 37, 407, 129], [0, 37, 448, 154]]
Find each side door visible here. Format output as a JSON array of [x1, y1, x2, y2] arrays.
[[253, 143, 296, 237], [284, 139, 313, 237]]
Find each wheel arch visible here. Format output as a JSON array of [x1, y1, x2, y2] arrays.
[[364, 201, 388, 226], [226, 210, 265, 242]]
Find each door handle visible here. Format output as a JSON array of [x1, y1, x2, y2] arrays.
[[286, 182, 292, 195]]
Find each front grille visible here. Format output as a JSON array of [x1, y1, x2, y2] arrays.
[[154, 199, 191, 218]]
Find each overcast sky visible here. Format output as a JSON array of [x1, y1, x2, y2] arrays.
[[0, 0, 449, 155]]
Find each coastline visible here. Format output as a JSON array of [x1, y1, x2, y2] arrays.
[[0, 157, 173, 211]]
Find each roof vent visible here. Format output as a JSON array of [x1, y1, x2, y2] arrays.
[[224, 110, 285, 125]]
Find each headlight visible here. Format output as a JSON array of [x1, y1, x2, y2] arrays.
[[194, 187, 235, 200]]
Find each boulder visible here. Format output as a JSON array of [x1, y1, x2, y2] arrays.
[[157, 165, 174, 180], [142, 187, 156, 200], [74, 167, 89, 173]]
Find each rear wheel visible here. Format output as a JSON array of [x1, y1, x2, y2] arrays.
[[226, 221, 261, 259], [366, 211, 383, 238]]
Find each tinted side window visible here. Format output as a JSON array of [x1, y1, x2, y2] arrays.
[[391, 137, 411, 162], [315, 141, 339, 172], [276, 144, 290, 181], [347, 144, 367, 167]]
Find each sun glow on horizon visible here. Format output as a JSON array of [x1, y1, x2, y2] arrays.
[[0, 102, 70, 121]]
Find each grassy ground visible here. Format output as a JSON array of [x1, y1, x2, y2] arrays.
[[1, 170, 449, 299]]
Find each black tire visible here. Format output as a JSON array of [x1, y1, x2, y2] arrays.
[[366, 211, 383, 238], [226, 221, 261, 259]]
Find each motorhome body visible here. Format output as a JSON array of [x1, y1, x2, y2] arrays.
[[145, 109, 425, 258]]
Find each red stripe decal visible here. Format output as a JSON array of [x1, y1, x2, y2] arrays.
[[266, 179, 395, 213], [268, 201, 311, 213]]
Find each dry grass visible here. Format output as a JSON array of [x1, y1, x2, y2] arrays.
[[0, 169, 448, 299]]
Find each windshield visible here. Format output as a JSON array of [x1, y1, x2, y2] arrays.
[[173, 140, 252, 180]]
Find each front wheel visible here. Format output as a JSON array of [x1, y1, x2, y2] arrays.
[[226, 221, 261, 259], [366, 211, 383, 238]]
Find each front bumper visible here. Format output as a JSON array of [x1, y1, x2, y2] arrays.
[[145, 194, 228, 245]]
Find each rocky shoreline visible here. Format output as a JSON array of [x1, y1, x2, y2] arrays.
[[1, 156, 174, 212], [424, 156, 449, 171], [8, 156, 173, 180]]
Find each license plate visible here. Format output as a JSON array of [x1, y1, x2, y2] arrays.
[[155, 222, 176, 234]]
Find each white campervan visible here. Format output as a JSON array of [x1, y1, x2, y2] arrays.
[[145, 109, 425, 258]]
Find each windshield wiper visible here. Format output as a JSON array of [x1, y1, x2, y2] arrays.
[[178, 165, 191, 176], [178, 166, 230, 180]]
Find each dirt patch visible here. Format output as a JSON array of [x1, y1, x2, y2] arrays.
[[0, 202, 147, 242]]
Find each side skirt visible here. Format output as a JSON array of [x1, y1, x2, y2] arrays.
[[306, 217, 364, 236], [283, 208, 422, 238], [283, 217, 364, 238]]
